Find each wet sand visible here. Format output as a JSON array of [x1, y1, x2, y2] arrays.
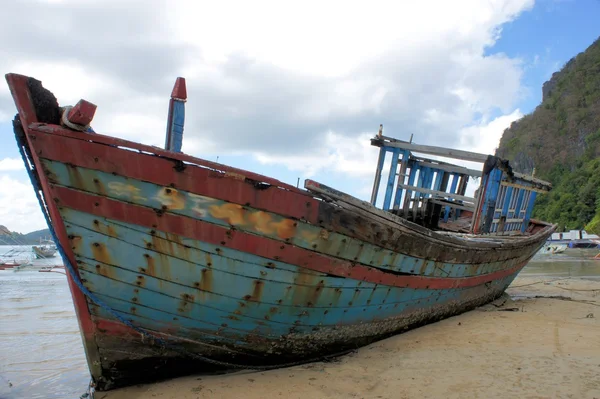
[[99, 275, 600, 399]]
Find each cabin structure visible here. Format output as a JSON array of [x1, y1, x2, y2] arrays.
[[369, 126, 552, 235]]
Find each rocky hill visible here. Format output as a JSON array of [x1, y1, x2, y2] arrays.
[[0, 225, 52, 245], [496, 37, 600, 234]]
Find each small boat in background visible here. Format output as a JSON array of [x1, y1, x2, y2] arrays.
[[538, 243, 567, 255], [6, 73, 556, 392], [0, 248, 33, 270], [568, 239, 600, 249], [0, 259, 23, 271], [32, 238, 57, 259]]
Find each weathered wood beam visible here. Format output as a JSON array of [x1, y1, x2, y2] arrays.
[[414, 159, 482, 177], [505, 174, 552, 191], [370, 147, 386, 205], [376, 140, 490, 163], [500, 180, 550, 194], [396, 183, 476, 203], [429, 199, 475, 212]]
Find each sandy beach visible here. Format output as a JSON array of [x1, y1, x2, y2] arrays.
[[96, 275, 600, 399]]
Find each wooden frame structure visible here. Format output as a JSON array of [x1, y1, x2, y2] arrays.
[[369, 129, 552, 235]]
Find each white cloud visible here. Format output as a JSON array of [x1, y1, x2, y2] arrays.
[[255, 131, 378, 178], [0, 158, 24, 171], [459, 108, 524, 156], [0, 0, 537, 228], [0, 175, 46, 234]]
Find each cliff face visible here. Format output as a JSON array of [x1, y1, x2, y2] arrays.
[[496, 37, 600, 233]]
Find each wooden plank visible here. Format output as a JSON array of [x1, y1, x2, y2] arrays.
[[370, 147, 385, 205], [493, 218, 528, 224], [54, 185, 530, 290], [393, 150, 409, 210], [396, 184, 476, 204], [413, 159, 482, 177], [379, 141, 490, 163], [500, 180, 550, 194], [383, 148, 400, 210], [430, 199, 475, 212], [512, 171, 552, 188], [402, 163, 418, 215], [29, 123, 307, 195]]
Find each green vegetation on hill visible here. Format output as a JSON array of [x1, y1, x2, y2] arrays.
[[0, 226, 52, 245], [496, 37, 600, 234]]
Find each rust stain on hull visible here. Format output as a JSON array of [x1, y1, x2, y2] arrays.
[[91, 242, 112, 265], [249, 280, 264, 302], [92, 219, 119, 238], [197, 268, 213, 299], [143, 254, 156, 277], [178, 293, 195, 314]]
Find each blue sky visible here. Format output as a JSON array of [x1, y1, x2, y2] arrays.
[[0, 0, 599, 233], [490, 0, 600, 113]]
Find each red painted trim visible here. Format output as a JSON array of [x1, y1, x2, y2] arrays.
[[51, 185, 526, 290], [171, 77, 187, 100], [5, 73, 102, 376], [29, 123, 306, 195], [68, 99, 97, 126], [31, 128, 319, 222]]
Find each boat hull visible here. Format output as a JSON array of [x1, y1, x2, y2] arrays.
[[33, 129, 550, 391], [87, 268, 519, 390], [5, 73, 555, 392]]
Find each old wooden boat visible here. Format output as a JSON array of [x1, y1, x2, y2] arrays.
[[6, 73, 556, 392]]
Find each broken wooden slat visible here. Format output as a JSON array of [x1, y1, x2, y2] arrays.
[[396, 183, 475, 204], [372, 138, 490, 163]]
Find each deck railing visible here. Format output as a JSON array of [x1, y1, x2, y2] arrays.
[[369, 128, 551, 234]]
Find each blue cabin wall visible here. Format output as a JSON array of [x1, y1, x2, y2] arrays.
[[474, 165, 546, 234], [368, 139, 549, 235]]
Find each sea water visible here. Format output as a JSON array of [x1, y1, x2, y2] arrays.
[[0, 245, 599, 399]]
